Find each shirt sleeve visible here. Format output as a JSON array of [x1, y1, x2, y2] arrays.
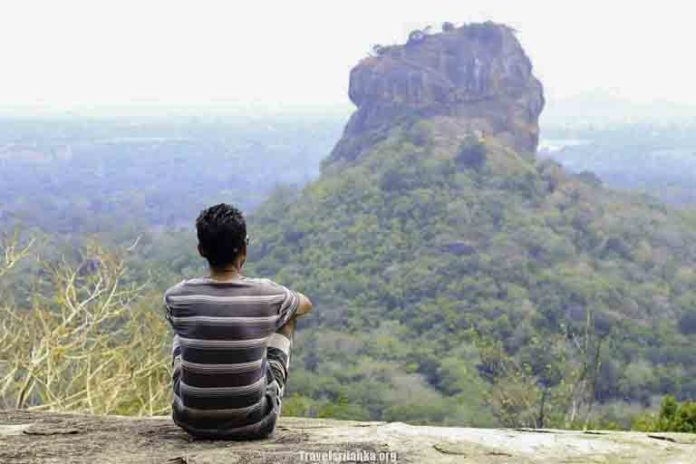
[[269, 281, 301, 329], [162, 292, 174, 329], [162, 280, 186, 330]]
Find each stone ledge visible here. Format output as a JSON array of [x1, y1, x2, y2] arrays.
[[1, 410, 694, 463]]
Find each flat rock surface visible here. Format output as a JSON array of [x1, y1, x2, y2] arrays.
[[1, 410, 694, 463]]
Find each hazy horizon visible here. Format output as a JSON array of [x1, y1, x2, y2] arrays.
[[1, 0, 695, 118]]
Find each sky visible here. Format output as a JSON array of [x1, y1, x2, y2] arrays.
[[1, 0, 694, 114]]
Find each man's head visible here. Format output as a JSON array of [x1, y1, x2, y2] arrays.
[[196, 203, 247, 269]]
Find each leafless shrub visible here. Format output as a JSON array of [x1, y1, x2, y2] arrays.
[[0, 239, 171, 416]]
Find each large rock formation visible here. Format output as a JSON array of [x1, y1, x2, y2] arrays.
[[328, 22, 544, 165], [1, 411, 694, 463]]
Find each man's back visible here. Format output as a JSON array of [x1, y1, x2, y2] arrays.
[[164, 276, 300, 439]]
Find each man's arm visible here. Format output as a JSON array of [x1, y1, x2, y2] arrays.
[[272, 281, 313, 330], [276, 291, 312, 338]]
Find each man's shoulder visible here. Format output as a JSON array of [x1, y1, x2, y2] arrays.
[[164, 279, 187, 296], [241, 276, 275, 287], [164, 276, 288, 300], [241, 276, 289, 295], [163, 278, 213, 299]]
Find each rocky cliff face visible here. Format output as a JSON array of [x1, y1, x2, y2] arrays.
[[328, 22, 544, 164]]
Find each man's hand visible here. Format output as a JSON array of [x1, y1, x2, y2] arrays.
[[296, 292, 313, 317]]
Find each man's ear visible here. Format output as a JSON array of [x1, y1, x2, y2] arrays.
[[197, 244, 207, 258], [238, 244, 247, 268]]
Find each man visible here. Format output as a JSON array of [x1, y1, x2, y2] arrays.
[[163, 203, 312, 439]]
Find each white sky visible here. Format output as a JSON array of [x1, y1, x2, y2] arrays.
[[0, 0, 694, 113]]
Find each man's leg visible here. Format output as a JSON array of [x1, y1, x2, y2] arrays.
[[267, 318, 295, 398]]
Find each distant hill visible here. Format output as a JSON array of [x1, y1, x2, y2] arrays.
[[247, 22, 696, 427]]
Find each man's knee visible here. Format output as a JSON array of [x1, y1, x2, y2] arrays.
[[276, 317, 296, 339], [267, 332, 292, 389]]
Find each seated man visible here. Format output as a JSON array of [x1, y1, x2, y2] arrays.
[[163, 203, 312, 439]]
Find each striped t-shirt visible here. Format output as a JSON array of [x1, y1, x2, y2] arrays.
[[163, 276, 300, 438]]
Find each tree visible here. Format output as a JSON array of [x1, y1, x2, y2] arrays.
[[634, 395, 696, 433], [455, 136, 487, 171], [678, 309, 696, 335], [371, 44, 386, 56], [0, 231, 34, 278], [408, 30, 426, 45], [0, 242, 170, 415]]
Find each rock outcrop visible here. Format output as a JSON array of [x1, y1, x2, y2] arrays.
[[328, 22, 544, 165], [1, 410, 695, 463]]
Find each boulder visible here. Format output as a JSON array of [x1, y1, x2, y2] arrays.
[[328, 22, 544, 164]]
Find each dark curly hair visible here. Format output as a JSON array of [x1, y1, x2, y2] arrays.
[[196, 203, 247, 268]]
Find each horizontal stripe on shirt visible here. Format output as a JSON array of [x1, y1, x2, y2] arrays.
[[170, 315, 279, 324], [173, 393, 266, 419], [180, 346, 266, 365], [174, 406, 278, 438], [182, 366, 266, 388], [173, 324, 279, 341], [167, 294, 285, 304], [175, 388, 266, 410], [181, 358, 263, 374], [177, 335, 268, 349], [179, 376, 266, 397]]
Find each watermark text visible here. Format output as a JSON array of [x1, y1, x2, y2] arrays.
[[298, 449, 398, 463]]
